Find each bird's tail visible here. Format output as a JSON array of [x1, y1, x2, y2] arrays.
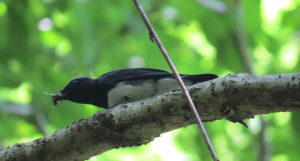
[[183, 74, 218, 85]]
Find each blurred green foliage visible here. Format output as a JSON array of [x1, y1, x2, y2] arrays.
[[0, 0, 300, 160]]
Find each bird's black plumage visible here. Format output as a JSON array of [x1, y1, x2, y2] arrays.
[[51, 68, 218, 108]]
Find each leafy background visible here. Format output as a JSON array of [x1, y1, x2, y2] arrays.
[[0, 0, 300, 160]]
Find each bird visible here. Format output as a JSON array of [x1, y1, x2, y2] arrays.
[[50, 68, 218, 109]]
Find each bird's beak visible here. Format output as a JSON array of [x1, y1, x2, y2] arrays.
[[50, 91, 67, 106]]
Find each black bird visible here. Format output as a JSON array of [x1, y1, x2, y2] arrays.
[[51, 68, 218, 108]]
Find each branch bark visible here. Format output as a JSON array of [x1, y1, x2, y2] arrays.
[[1, 73, 300, 161]]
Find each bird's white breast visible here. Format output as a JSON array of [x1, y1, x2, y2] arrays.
[[156, 78, 192, 95], [107, 80, 156, 107], [107, 78, 192, 107]]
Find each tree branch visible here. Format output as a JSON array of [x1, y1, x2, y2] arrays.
[[1, 73, 300, 161]]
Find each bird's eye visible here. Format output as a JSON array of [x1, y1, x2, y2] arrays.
[[69, 80, 77, 87]]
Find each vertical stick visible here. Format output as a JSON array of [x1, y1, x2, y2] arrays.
[[132, 1, 219, 161]]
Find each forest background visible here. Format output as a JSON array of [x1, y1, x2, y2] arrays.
[[0, 0, 300, 161]]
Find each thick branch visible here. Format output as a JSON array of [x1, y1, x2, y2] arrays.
[[1, 73, 300, 161]]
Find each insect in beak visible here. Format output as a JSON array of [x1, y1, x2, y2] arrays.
[[45, 92, 65, 106]]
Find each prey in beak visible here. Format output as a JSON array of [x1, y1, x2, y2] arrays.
[[45, 92, 65, 106]]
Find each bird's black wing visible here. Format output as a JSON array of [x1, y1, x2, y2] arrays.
[[97, 68, 174, 84]]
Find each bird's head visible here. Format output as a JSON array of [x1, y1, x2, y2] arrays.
[[51, 77, 95, 106]]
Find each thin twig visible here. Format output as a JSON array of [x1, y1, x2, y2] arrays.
[[34, 109, 49, 135], [259, 116, 271, 161], [132, 0, 219, 161], [196, 0, 227, 14], [234, 2, 253, 75], [234, 1, 270, 161]]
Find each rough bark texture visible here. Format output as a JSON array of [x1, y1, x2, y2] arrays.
[[1, 73, 300, 161]]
